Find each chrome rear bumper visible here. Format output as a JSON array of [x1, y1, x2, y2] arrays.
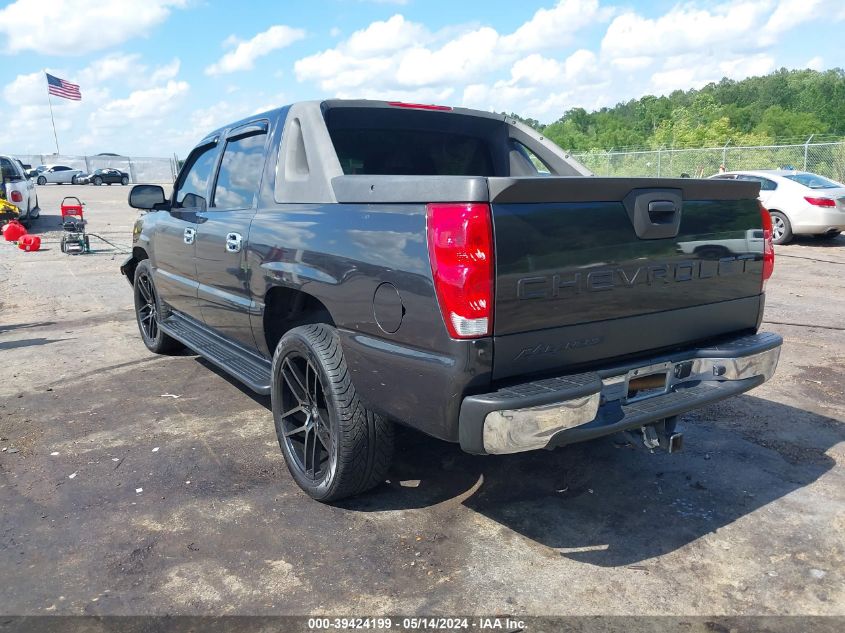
[[458, 332, 782, 455]]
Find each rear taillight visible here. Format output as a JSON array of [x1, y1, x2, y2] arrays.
[[388, 101, 452, 111], [10, 191, 22, 203], [760, 204, 774, 290], [426, 203, 494, 338], [804, 196, 836, 207]]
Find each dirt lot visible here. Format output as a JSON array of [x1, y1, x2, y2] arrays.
[[1, 185, 843, 616]]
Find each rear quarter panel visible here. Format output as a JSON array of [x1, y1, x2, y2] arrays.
[[246, 202, 494, 441]]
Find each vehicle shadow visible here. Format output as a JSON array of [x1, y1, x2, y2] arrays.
[[787, 234, 844, 248], [342, 395, 841, 567], [0, 321, 57, 334], [169, 353, 841, 568], [0, 337, 70, 351], [25, 213, 66, 235], [194, 356, 272, 409]]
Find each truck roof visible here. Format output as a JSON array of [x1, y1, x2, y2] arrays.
[[200, 99, 508, 143]]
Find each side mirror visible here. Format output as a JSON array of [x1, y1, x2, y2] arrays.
[[129, 184, 166, 210]]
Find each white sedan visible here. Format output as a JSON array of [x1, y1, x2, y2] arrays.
[[36, 164, 86, 185], [711, 170, 845, 244]]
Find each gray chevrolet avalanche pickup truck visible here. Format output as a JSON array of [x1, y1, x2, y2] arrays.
[[121, 100, 781, 501]]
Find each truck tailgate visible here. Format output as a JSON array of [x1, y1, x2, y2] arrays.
[[489, 177, 766, 379]]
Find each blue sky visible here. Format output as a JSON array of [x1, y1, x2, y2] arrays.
[[1, 0, 843, 157]]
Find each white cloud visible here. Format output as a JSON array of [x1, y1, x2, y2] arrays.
[[499, 0, 605, 53], [151, 59, 181, 84], [649, 53, 776, 94], [4, 72, 46, 107], [346, 14, 426, 56], [806, 56, 824, 71], [0, 0, 187, 55], [294, 5, 610, 93], [396, 28, 501, 86], [601, 2, 771, 60], [611, 56, 653, 72], [97, 80, 189, 125], [79, 53, 142, 84], [205, 25, 306, 75], [762, 0, 828, 42], [507, 49, 600, 86]]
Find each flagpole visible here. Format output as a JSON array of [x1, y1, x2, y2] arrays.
[[45, 73, 60, 155]]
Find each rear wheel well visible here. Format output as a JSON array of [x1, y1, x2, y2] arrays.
[[264, 286, 334, 353]]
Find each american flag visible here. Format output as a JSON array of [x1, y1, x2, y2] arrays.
[[46, 73, 81, 101]]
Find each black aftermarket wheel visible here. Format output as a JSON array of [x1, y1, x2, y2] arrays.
[[133, 260, 182, 354], [271, 324, 393, 502]]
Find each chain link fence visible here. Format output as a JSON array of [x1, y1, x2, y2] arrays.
[[13, 154, 178, 184], [573, 140, 845, 182]]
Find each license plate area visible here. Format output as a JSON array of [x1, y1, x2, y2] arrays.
[[624, 362, 672, 404]]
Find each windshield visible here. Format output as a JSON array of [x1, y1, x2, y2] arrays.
[[783, 173, 844, 189]]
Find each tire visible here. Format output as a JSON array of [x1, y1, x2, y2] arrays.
[[71, 176, 78, 185], [694, 246, 728, 260], [94, 176, 103, 186], [37, 176, 46, 185], [271, 324, 393, 502], [133, 259, 182, 354], [121, 176, 129, 186], [769, 211, 793, 245]]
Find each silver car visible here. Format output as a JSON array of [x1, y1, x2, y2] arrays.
[[711, 170, 845, 244], [36, 164, 86, 185]]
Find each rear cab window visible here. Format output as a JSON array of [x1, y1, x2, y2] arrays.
[[323, 105, 562, 178], [325, 106, 500, 176]]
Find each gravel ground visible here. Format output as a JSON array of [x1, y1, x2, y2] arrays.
[[1, 185, 843, 617]]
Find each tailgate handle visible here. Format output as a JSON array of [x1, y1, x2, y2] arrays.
[[648, 200, 677, 224], [623, 188, 683, 240]]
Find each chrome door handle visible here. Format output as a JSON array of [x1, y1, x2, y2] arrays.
[[183, 227, 196, 245], [225, 232, 243, 253]]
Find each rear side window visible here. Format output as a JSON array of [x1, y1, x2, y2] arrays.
[[213, 131, 267, 209], [325, 107, 498, 176], [738, 175, 777, 191], [783, 173, 843, 189], [0, 157, 20, 179]]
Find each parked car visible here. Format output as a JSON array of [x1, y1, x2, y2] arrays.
[[120, 99, 781, 502], [80, 168, 130, 186], [711, 170, 845, 244], [35, 164, 86, 185], [0, 154, 39, 226], [28, 165, 47, 179]]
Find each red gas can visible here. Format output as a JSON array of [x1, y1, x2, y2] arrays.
[[18, 234, 41, 251], [2, 220, 27, 242]]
